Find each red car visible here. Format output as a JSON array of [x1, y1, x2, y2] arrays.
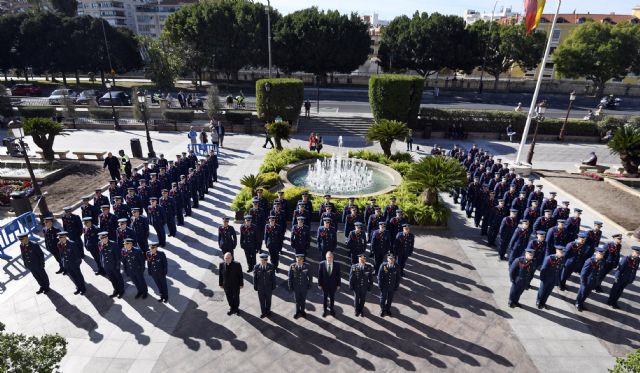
[[11, 84, 42, 96]]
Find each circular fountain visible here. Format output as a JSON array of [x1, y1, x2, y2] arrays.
[[281, 136, 402, 198]]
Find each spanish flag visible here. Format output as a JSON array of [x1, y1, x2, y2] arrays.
[[524, 0, 546, 34]]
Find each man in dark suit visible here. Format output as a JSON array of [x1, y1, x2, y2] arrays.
[[318, 251, 341, 317], [219, 252, 243, 315]]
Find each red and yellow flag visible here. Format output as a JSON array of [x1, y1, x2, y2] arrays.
[[524, 0, 546, 34]]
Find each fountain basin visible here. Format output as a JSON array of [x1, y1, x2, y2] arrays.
[[0, 159, 63, 181], [280, 159, 402, 198]]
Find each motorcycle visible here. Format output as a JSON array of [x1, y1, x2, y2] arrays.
[[599, 95, 621, 109]]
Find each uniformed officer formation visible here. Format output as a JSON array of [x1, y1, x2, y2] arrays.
[[24, 149, 218, 302], [450, 144, 638, 311], [218, 190, 414, 318]]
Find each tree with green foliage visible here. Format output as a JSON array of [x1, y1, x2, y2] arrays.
[[469, 21, 546, 89], [0, 84, 13, 119], [607, 123, 640, 176], [366, 119, 409, 157], [554, 21, 640, 97], [139, 36, 180, 91], [378, 12, 478, 77], [206, 85, 223, 120], [256, 78, 304, 123], [610, 348, 640, 373], [0, 322, 67, 373], [50, 0, 77, 16], [0, 14, 26, 82], [405, 156, 467, 206], [368, 74, 424, 128], [23, 117, 66, 161], [240, 174, 266, 195], [266, 120, 291, 150], [273, 7, 370, 80]]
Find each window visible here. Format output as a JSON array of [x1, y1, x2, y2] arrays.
[[544, 62, 554, 69], [551, 29, 561, 42]]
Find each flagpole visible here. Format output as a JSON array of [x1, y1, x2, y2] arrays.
[[515, 0, 562, 165]]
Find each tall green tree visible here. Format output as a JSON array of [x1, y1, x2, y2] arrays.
[[366, 119, 409, 157], [0, 14, 26, 82], [50, 0, 77, 17], [22, 117, 67, 161], [469, 21, 546, 89], [273, 7, 370, 80], [405, 156, 467, 205], [139, 36, 180, 90], [0, 322, 67, 373], [554, 21, 640, 96], [378, 12, 478, 77]]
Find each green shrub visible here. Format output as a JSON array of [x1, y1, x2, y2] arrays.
[[88, 107, 118, 119], [347, 149, 388, 164], [369, 74, 424, 128], [389, 152, 414, 163], [225, 110, 253, 124], [259, 148, 330, 174], [19, 106, 56, 119], [230, 186, 276, 213], [389, 161, 412, 176], [597, 116, 628, 135], [261, 172, 280, 188], [256, 78, 304, 123], [266, 120, 291, 150], [418, 108, 600, 136], [610, 348, 640, 373], [281, 186, 308, 210], [163, 109, 194, 122]]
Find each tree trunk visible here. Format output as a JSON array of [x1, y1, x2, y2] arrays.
[[3, 70, 6, 82], [32, 134, 55, 161], [494, 75, 499, 92], [421, 190, 438, 206], [75, 70, 80, 86], [62, 71, 67, 86], [620, 154, 639, 176], [100, 70, 105, 86], [23, 69, 28, 82], [274, 137, 283, 150], [380, 141, 392, 157]]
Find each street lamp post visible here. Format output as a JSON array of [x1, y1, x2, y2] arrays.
[[558, 90, 576, 141], [137, 91, 155, 159], [316, 76, 320, 114], [526, 101, 547, 165], [9, 120, 50, 218], [105, 81, 120, 131]]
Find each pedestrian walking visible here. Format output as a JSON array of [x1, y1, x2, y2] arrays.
[[217, 121, 225, 148], [263, 123, 274, 148], [406, 129, 413, 151], [188, 126, 198, 145], [103, 152, 120, 181], [304, 100, 311, 117], [308, 132, 316, 151]]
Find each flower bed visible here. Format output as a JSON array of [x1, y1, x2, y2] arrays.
[[0, 180, 32, 206]]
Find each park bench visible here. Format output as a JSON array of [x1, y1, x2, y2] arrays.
[[35, 150, 69, 160], [72, 151, 107, 160], [576, 164, 609, 173]]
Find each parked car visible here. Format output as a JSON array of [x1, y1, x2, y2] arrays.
[[48, 89, 77, 105], [98, 91, 131, 106], [75, 89, 101, 105], [11, 84, 41, 96]]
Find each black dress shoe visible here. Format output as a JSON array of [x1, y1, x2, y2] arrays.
[[266, 311, 272, 317], [386, 310, 392, 317], [355, 312, 360, 317], [36, 288, 44, 294], [55, 268, 64, 274], [508, 303, 515, 308], [594, 286, 604, 293], [73, 290, 81, 295], [43, 288, 50, 294], [141, 293, 148, 299], [330, 310, 336, 316], [135, 293, 142, 299], [380, 311, 385, 317], [227, 310, 234, 315], [117, 292, 124, 299], [559, 285, 566, 291], [158, 298, 164, 302], [576, 304, 583, 312], [536, 303, 543, 310], [163, 297, 168, 303], [246, 269, 252, 273], [80, 290, 86, 295], [322, 311, 327, 318], [235, 310, 241, 316], [611, 302, 620, 309], [260, 313, 266, 319], [293, 312, 300, 319], [301, 311, 307, 318]]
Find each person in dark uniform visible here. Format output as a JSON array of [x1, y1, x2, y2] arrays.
[[394, 223, 415, 277], [250, 198, 266, 245], [510, 191, 528, 221], [388, 209, 407, 241], [607, 246, 640, 309], [112, 196, 131, 222], [565, 208, 582, 242], [292, 203, 311, 232], [121, 238, 148, 299], [178, 175, 191, 217], [271, 202, 287, 242], [290, 216, 310, 256], [574, 246, 607, 311], [527, 184, 544, 208], [43, 217, 63, 274], [383, 196, 399, 224], [17, 232, 50, 294], [341, 197, 357, 223], [508, 219, 530, 266], [539, 191, 558, 217], [317, 218, 337, 259], [479, 191, 497, 236], [346, 221, 367, 264], [363, 198, 377, 224], [370, 221, 391, 270], [148, 197, 166, 247], [583, 221, 603, 271], [378, 253, 401, 317], [218, 217, 237, 255], [597, 233, 623, 293], [240, 215, 258, 272], [57, 231, 86, 295], [545, 219, 569, 257], [93, 188, 110, 209], [366, 206, 383, 242], [62, 207, 83, 255], [559, 232, 588, 291], [264, 216, 282, 269], [125, 187, 142, 211], [254, 252, 276, 318], [349, 253, 374, 317], [288, 254, 312, 319], [159, 189, 177, 237], [318, 251, 341, 317], [219, 252, 243, 315], [116, 218, 136, 251], [80, 196, 99, 225], [147, 242, 168, 302], [299, 192, 313, 217], [130, 208, 149, 253], [82, 217, 104, 275], [320, 194, 334, 220], [487, 199, 506, 246], [498, 209, 519, 261], [465, 177, 481, 219], [320, 204, 338, 234], [508, 248, 535, 308], [533, 209, 553, 236], [98, 231, 124, 298], [536, 245, 565, 309], [274, 191, 289, 217], [551, 200, 570, 225], [169, 182, 184, 226], [527, 230, 547, 272], [523, 200, 540, 228], [99, 205, 117, 241]]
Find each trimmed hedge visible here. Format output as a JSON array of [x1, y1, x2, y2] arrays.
[[163, 109, 194, 122], [418, 108, 600, 136], [260, 172, 280, 188], [88, 107, 118, 119], [224, 110, 253, 124], [369, 75, 424, 128], [259, 147, 331, 174], [256, 78, 304, 124], [19, 106, 56, 119]]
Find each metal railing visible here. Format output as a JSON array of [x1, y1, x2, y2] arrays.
[[187, 143, 219, 156], [0, 211, 39, 260]]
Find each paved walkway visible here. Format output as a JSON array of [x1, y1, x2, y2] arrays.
[[0, 131, 636, 372]]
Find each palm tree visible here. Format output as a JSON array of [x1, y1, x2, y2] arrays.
[[266, 120, 291, 150], [608, 124, 640, 176], [240, 174, 266, 195], [405, 156, 467, 205], [366, 119, 409, 157]]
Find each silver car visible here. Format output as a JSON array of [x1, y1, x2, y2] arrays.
[[48, 89, 78, 105]]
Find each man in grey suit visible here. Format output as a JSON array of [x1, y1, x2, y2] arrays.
[[318, 251, 341, 317]]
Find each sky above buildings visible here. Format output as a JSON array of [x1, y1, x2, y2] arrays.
[[262, 0, 636, 18]]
